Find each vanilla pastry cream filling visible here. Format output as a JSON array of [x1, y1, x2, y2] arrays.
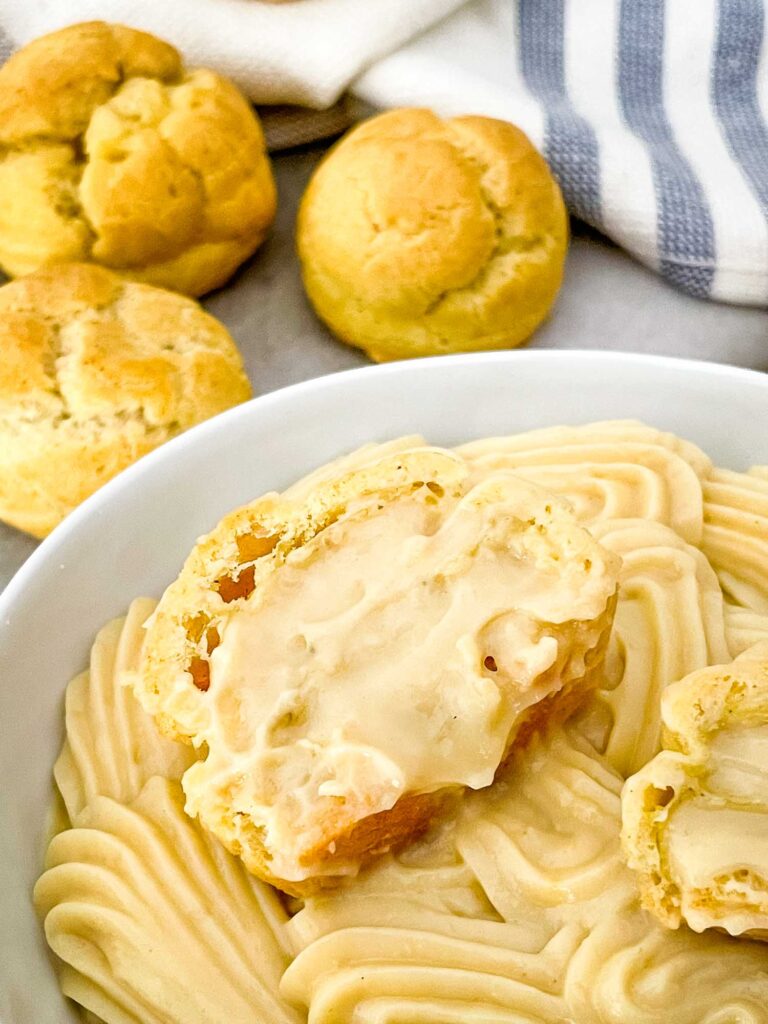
[[34, 422, 768, 1024], [186, 474, 617, 882]]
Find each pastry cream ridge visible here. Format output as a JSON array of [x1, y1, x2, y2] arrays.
[[185, 472, 618, 883], [34, 422, 768, 1023], [703, 466, 768, 613]]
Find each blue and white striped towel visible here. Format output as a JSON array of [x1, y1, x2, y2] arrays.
[[3, 0, 768, 306], [355, 0, 768, 307]]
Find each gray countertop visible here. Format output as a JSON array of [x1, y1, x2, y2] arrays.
[[1, 143, 766, 590]]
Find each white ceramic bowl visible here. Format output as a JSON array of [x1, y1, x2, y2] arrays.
[[2, 350, 768, 1023]]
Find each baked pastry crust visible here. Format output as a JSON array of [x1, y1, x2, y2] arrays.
[[0, 21, 276, 295], [136, 448, 619, 894], [297, 108, 568, 361], [621, 642, 768, 939], [0, 263, 252, 537]]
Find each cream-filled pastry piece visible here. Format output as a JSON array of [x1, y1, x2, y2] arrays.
[[135, 448, 619, 892], [622, 646, 768, 938], [42, 614, 768, 1024], [38, 423, 768, 1024]]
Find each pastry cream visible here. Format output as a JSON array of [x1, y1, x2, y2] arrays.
[[704, 466, 768, 614], [35, 424, 768, 1024], [35, 601, 298, 1024], [54, 598, 195, 822], [667, 802, 768, 893], [666, 727, 768, 887], [184, 472, 618, 883], [725, 603, 768, 657], [574, 518, 729, 777]]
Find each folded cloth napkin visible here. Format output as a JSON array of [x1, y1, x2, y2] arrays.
[[2, 0, 768, 306]]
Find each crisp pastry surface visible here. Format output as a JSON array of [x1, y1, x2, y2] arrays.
[[0, 20, 276, 296], [0, 263, 251, 537], [36, 422, 768, 1021], [621, 644, 768, 939], [297, 107, 568, 362], [133, 447, 619, 891]]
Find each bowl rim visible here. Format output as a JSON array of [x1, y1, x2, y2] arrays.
[[1, 347, 766, 621]]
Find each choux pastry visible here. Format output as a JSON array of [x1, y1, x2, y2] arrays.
[[0, 263, 252, 537], [0, 21, 277, 296], [297, 108, 568, 362]]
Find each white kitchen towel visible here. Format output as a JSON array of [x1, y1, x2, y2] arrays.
[[2, 0, 768, 307], [0, 0, 466, 108]]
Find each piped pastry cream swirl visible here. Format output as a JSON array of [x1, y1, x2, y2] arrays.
[[54, 598, 195, 822], [458, 419, 710, 543], [36, 779, 300, 1024], [725, 603, 768, 657], [703, 466, 768, 613], [135, 448, 620, 891], [574, 518, 729, 777], [34, 602, 298, 1024]]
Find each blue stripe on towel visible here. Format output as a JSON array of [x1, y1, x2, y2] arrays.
[[0, 27, 13, 66], [713, 0, 768, 215], [618, 0, 716, 297], [518, 0, 602, 225]]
